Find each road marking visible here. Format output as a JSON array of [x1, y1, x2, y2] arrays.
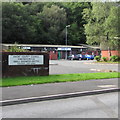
[[84, 62, 118, 65], [98, 85, 117, 88], [90, 69, 101, 71], [90, 69, 97, 71], [90, 69, 117, 72]]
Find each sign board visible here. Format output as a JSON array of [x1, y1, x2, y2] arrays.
[[22, 47, 31, 49], [2, 52, 49, 77], [8, 55, 44, 65], [57, 48, 71, 51]]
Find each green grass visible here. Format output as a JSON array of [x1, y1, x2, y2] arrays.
[[0, 72, 119, 87]]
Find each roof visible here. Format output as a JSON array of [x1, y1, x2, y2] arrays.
[[2, 44, 87, 49], [79, 44, 100, 49]]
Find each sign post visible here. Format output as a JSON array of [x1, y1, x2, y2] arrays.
[[2, 52, 49, 78]]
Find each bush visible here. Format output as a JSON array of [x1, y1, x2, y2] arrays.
[[5, 44, 28, 52], [95, 56, 101, 61], [110, 55, 119, 62], [102, 57, 108, 62]]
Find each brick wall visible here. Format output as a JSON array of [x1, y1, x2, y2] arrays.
[[49, 51, 58, 60], [2, 52, 49, 78], [101, 50, 120, 60]]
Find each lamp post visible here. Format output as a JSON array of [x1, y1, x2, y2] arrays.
[[65, 25, 70, 60]]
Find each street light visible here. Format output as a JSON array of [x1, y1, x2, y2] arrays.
[[65, 25, 70, 60]]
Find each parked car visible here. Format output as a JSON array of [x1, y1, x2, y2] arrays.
[[68, 54, 94, 60], [74, 54, 85, 60], [85, 54, 94, 60], [73, 54, 86, 60], [67, 54, 75, 60]]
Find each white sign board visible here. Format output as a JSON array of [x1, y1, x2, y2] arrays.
[[57, 48, 71, 51], [22, 47, 31, 49], [8, 55, 44, 65]]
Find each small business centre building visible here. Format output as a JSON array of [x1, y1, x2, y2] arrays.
[[2, 44, 100, 60]]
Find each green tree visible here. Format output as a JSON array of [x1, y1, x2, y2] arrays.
[[83, 2, 120, 50], [62, 2, 90, 45], [2, 2, 89, 45], [37, 4, 67, 44], [2, 2, 36, 44], [104, 5, 120, 50]]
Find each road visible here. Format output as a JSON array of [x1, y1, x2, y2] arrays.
[[2, 92, 118, 118], [2, 78, 118, 101], [49, 60, 119, 74]]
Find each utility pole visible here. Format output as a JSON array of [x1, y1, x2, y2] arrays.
[[65, 25, 70, 60]]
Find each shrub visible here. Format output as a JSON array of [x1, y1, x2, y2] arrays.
[[5, 43, 28, 52], [95, 56, 101, 61], [110, 55, 119, 62], [102, 57, 108, 62]]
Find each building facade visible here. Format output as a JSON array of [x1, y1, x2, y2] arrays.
[[2, 44, 100, 60]]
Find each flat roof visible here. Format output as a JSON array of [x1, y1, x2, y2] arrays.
[[79, 44, 100, 49], [2, 44, 87, 49]]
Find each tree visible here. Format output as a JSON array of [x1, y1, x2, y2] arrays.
[[104, 5, 120, 50], [2, 2, 89, 45], [2, 2, 36, 44], [62, 2, 90, 45], [37, 5, 67, 44], [83, 2, 120, 50]]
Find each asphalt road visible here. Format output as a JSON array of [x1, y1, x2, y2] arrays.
[[2, 92, 118, 118], [49, 60, 119, 74], [2, 78, 118, 101]]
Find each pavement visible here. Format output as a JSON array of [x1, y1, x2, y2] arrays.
[[1, 78, 119, 106]]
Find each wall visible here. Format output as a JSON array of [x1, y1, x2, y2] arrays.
[[101, 50, 120, 60], [49, 51, 58, 60], [2, 52, 49, 78]]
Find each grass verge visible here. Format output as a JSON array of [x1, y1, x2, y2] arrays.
[[0, 72, 119, 87]]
